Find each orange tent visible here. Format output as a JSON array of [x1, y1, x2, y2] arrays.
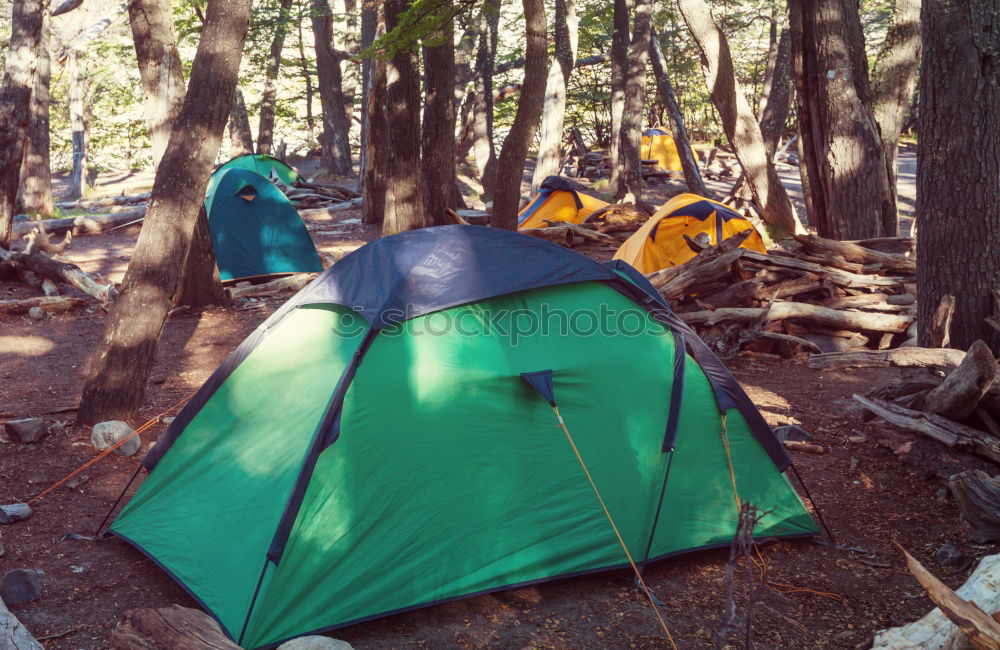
[[641, 128, 686, 172], [517, 176, 609, 229], [614, 193, 767, 273]]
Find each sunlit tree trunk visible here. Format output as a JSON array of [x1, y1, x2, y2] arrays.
[[19, 6, 53, 217], [677, 0, 802, 235], [421, 3, 457, 225], [127, 0, 185, 168], [381, 0, 425, 234], [313, 0, 352, 175], [0, 0, 44, 245], [338, 0, 359, 138], [256, 0, 294, 154], [295, 10, 317, 142], [917, 0, 1000, 351], [789, 0, 895, 239], [471, 0, 500, 195], [531, 0, 577, 192], [67, 48, 89, 200], [227, 87, 254, 155], [491, 0, 546, 230], [78, 0, 253, 425], [612, 0, 651, 203]]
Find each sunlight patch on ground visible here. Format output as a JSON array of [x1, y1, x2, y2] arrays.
[[0, 335, 56, 358]]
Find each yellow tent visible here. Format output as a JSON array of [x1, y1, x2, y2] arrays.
[[517, 176, 609, 229], [641, 128, 685, 172], [613, 193, 767, 273]]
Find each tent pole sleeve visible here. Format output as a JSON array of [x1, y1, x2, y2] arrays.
[[639, 449, 675, 574], [238, 556, 271, 645], [662, 330, 686, 451]]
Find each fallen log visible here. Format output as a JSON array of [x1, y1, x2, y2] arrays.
[[0, 248, 116, 302], [11, 209, 146, 238], [919, 340, 997, 420], [739, 250, 910, 288], [845, 236, 915, 256], [793, 234, 916, 275], [297, 198, 363, 219], [110, 605, 240, 650], [228, 272, 318, 299], [54, 191, 150, 211], [657, 248, 746, 301], [681, 302, 913, 333], [0, 296, 86, 315], [949, 470, 1000, 544], [873, 553, 1000, 649], [809, 348, 967, 371], [648, 230, 752, 291], [853, 394, 1000, 465], [520, 222, 618, 247], [0, 596, 43, 649]]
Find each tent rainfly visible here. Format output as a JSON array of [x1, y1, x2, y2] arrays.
[[614, 193, 768, 273], [204, 167, 323, 282], [211, 153, 299, 191], [517, 176, 609, 229], [110, 225, 817, 649]]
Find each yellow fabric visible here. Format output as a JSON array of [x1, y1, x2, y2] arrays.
[[641, 133, 684, 172], [613, 193, 768, 273], [517, 190, 609, 230]]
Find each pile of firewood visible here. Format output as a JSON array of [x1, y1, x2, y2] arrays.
[[274, 178, 360, 210], [647, 229, 918, 359]]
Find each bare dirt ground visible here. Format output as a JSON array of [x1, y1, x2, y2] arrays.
[[1, 159, 979, 650]]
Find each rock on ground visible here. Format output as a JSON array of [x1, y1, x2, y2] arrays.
[[0, 569, 41, 606], [0, 504, 31, 525], [4, 418, 48, 444], [92, 420, 139, 456], [277, 637, 355, 650]]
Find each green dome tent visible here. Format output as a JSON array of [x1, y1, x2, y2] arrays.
[[211, 153, 299, 191], [109, 225, 817, 648], [204, 168, 323, 282]]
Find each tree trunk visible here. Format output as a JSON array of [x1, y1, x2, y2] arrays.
[[0, 0, 45, 246], [789, 0, 896, 239], [649, 28, 707, 196], [172, 206, 230, 308], [758, 28, 791, 160], [18, 5, 53, 217], [471, 0, 500, 195], [77, 0, 253, 426], [381, 0, 425, 234], [677, 0, 802, 235], [313, 0, 352, 175], [360, 0, 386, 225], [916, 0, 1000, 352], [490, 0, 547, 230], [295, 10, 317, 140], [227, 87, 254, 155], [531, 0, 577, 192], [612, 0, 651, 203], [67, 49, 89, 201], [870, 0, 921, 232], [609, 0, 628, 161], [421, 4, 457, 225], [127, 0, 186, 168], [256, 0, 294, 154], [338, 0, 359, 138]]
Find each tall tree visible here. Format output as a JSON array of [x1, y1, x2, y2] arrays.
[[0, 0, 45, 246], [66, 47, 89, 200], [611, 0, 651, 203], [338, 0, 359, 135], [381, 0, 426, 234], [313, 0, 352, 175], [789, 0, 895, 239], [530, 0, 577, 192], [360, 0, 386, 225], [77, 0, 254, 425], [757, 29, 791, 161], [19, 5, 53, 217], [608, 0, 628, 159], [227, 87, 255, 155], [491, 0, 547, 230], [649, 27, 707, 196], [677, 0, 802, 235], [470, 0, 500, 195], [421, 3, 457, 224], [127, 0, 185, 168], [870, 0, 921, 220], [257, 0, 295, 154], [916, 0, 1000, 351]]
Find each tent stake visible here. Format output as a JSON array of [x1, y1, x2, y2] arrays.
[[93, 465, 143, 537], [790, 463, 835, 543]]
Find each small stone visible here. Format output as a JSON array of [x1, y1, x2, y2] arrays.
[[0, 569, 41, 605], [936, 486, 950, 499], [91, 420, 139, 456], [773, 424, 813, 442], [933, 541, 965, 568], [4, 418, 47, 443], [160, 416, 175, 425], [65, 474, 90, 490], [848, 435, 866, 443], [27, 306, 44, 320], [0, 503, 31, 524], [277, 637, 355, 650], [849, 457, 860, 471]]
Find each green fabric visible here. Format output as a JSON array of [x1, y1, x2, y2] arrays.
[[111, 305, 367, 636], [209, 154, 299, 196], [204, 168, 323, 281], [113, 282, 817, 649]]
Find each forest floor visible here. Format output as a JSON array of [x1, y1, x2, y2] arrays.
[[0, 151, 965, 650]]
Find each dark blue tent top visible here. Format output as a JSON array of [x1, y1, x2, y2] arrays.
[[643, 128, 670, 136], [295, 224, 617, 328]]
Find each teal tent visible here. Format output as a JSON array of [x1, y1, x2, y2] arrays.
[[212, 154, 299, 189], [110, 226, 818, 649], [204, 168, 322, 282]]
